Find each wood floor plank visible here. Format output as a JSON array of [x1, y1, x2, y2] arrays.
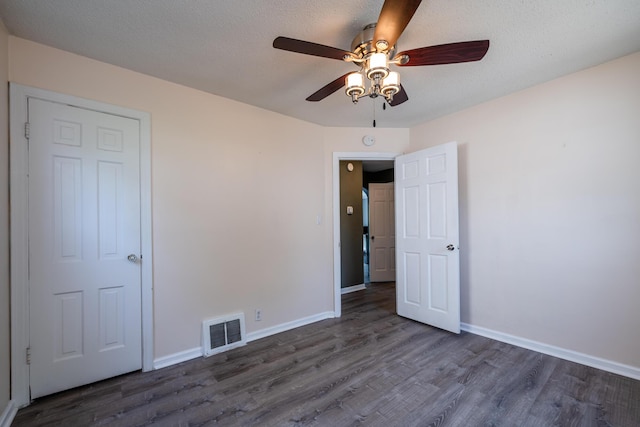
[[12, 282, 640, 426]]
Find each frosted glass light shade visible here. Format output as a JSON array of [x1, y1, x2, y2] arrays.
[[345, 72, 365, 96], [382, 71, 400, 98], [383, 71, 399, 87], [367, 52, 389, 80]]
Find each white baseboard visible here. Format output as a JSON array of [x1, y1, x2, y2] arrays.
[[153, 347, 202, 370], [461, 323, 640, 380], [152, 311, 335, 370], [341, 284, 366, 294], [0, 400, 17, 427], [246, 311, 335, 343]]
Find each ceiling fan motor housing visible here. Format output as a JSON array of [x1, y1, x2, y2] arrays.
[[351, 23, 396, 59]]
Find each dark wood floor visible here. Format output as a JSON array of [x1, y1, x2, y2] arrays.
[[13, 282, 640, 426]]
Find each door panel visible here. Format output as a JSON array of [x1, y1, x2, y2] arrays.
[[28, 98, 142, 398], [53, 156, 83, 260], [368, 183, 395, 282], [395, 142, 460, 333]]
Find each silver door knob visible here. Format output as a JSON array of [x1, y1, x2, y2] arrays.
[[127, 254, 139, 262], [446, 244, 455, 251]]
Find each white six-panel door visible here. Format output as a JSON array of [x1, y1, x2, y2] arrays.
[[395, 142, 461, 333], [28, 98, 142, 398], [368, 183, 396, 282]]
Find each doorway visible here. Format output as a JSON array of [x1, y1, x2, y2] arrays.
[[332, 144, 461, 333], [332, 152, 399, 317], [338, 160, 395, 292], [9, 84, 154, 406]]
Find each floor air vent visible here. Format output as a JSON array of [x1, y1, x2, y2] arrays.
[[202, 313, 246, 357]]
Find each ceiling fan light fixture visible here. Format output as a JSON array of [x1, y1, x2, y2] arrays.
[[273, 0, 490, 109], [366, 52, 389, 80], [381, 71, 400, 100], [345, 72, 366, 103]]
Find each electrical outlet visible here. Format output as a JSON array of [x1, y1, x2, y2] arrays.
[[255, 309, 262, 321]]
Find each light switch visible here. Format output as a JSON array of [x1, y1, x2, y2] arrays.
[[346, 206, 354, 215]]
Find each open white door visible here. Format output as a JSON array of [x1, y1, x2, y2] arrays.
[[368, 183, 395, 282], [395, 142, 460, 333]]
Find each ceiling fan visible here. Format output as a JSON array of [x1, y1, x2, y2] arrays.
[[273, 0, 489, 107]]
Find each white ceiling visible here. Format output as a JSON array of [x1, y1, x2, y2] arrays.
[[1, 1, 639, 128]]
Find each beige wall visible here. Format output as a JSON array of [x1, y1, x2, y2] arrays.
[[0, 18, 11, 415], [8, 37, 334, 359], [410, 52, 640, 368]]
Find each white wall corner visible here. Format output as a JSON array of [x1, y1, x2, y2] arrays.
[[0, 400, 18, 427], [461, 323, 640, 381]]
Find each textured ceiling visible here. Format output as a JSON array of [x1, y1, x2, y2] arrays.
[[1, 0, 639, 128]]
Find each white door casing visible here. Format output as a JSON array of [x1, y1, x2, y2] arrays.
[[28, 98, 142, 398], [10, 84, 153, 407], [395, 142, 461, 333], [368, 183, 396, 282]]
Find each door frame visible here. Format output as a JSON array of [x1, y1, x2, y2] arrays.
[[332, 151, 399, 317], [9, 84, 154, 407]]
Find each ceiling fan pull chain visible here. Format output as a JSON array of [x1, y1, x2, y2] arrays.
[[373, 99, 377, 127]]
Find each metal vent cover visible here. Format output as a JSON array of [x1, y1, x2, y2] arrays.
[[202, 313, 246, 357]]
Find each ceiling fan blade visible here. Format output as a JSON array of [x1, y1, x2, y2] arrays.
[[273, 36, 351, 60], [374, 0, 422, 51], [389, 84, 408, 106], [396, 40, 490, 66], [306, 73, 351, 102]]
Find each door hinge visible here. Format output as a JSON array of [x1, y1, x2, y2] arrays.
[[26, 347, 31, 365], [24, 122, 31, 139]]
